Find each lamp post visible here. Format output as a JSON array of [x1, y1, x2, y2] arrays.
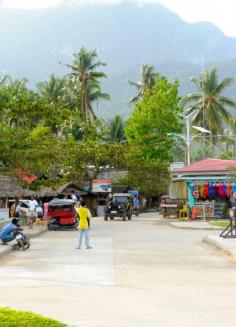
[[171, 110, 211, 166]]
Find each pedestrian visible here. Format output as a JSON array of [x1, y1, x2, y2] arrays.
[[29, 196, 38, 228], [70, 191, 78, 203], [75, 200, 92, 249]]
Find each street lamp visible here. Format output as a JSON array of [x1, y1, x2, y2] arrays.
[[171, 110, 211, 166]]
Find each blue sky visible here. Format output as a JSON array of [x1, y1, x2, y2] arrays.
[[1, 0, 236, 37]]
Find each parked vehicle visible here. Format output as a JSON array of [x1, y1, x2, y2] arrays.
[[47, 199, 78, 230], [18, 200, 43, 218], [13, 227, 30, 251], [159, 195, 182, 218], [104, 193, 132, 221]]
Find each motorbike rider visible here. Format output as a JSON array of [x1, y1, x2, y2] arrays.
[[0, 218, 18, 244], [132, 196, 141, 211]]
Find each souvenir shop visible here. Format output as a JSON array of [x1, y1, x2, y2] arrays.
[[171, 158, 236, 219], [189, 181, 236, 219]]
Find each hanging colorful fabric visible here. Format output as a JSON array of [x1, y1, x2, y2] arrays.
[[192, 183, 199, 199], [209, 182, 215, 198], [214, 182, 219, 196], [202, 181, 209, 198], [199, 182, 204, 198], [223, 183, 227, 195], [226, 182, 232, 197], [218, 182, 225, 197], [189, 183, 195, 194], [231, 182, 236, 193]]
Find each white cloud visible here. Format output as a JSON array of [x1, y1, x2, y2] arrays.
[[1, 0, 122, 8], [154, 0, 236, 37], [1, 0, 62, 9], [1, 0, 236, 36]]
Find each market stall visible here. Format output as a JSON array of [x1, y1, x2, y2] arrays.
[[171, 158, 236, 220]]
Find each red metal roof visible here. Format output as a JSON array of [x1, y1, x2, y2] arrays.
[[172, 158, 236, 173], [15, 168, 38, 184], [21, 175, 38, 184]]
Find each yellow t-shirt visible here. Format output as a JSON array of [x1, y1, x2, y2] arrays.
[[77, 207, 90, 229]]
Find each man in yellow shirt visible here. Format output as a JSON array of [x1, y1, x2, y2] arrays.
[[76, 201, 92, 249]]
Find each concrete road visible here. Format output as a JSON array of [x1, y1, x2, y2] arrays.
[[0, 213, 236, 327]]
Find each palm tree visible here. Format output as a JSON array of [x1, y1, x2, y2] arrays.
[[0, 77, 33, 128], [37, 74, 67, 104], [6, 77, 28, 94], [0, 75, 8, 86], [182, 68, 236, 135], [128, 64, 157, 103], [62, 47, 110, 122], [108, 115, 126, 142]]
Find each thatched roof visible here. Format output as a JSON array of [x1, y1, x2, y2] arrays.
[[37, 182, 87, 198], [97, 169, 127, 182], [0, 174, 35, 198]]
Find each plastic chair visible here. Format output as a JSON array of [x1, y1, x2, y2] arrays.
[[179, 208, 188, 218]]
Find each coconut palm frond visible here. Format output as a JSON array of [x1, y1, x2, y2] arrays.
[[183, 68, 235, 135]]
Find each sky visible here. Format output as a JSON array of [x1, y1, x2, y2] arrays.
[[1, 0, 236, 37]]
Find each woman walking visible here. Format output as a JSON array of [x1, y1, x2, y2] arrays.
[[76, 201, 92, 249]]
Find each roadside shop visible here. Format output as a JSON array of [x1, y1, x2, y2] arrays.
[[171, 158, 236, 219]]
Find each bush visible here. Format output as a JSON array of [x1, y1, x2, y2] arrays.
[[0, 308, 67, 327]]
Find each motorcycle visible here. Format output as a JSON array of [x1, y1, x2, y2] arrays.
[[133, 205, 140, 216], [13, 227, 30, 251]]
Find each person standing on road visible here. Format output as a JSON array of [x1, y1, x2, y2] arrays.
[[75, 201, 92, 249], [29, 197, 38, 228]]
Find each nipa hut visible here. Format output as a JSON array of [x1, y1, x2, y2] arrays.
[[0, 174, 35, 209], [37, 182, 87, 199]]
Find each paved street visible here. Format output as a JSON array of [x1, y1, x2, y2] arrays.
[[0, 213, 236, 326]]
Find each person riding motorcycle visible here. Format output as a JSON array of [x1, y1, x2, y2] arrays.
[[132, 196, 141, 215], [0, 218, 18, 244]]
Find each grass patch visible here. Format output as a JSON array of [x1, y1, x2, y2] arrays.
[[209, 220, 230, 228], [0, 308, 67, 327]]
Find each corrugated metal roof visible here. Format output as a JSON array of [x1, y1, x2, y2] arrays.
[[172, 158, 236, 173]]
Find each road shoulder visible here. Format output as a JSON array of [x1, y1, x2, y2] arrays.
[[169, 220, 222, 230], [0, 228, 47, 258], [203, 235, 236, 258]]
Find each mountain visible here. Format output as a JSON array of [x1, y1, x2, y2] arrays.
[[1, 2, 236, 117]]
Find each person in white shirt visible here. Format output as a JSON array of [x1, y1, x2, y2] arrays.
[[71, 191, 78, 203], [29, 197, 38, 227]]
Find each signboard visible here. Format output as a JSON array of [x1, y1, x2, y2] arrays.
[[92, 179, 112, 193], [170, 162, 185, 170]]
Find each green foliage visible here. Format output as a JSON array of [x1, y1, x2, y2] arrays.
[[182, 68, 236, 135], [126, 77, 183, 166], [0, 308, 66, 327], [63, 47, 110, 122], [124, 77, 182, 195], [128, 64, 158, 103], [74, 140, 126, 178], [121, 166, 170, 196], [108, 115, 126, 142]]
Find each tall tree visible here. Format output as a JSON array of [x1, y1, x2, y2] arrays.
[[125, 77, 182, 195], [108, 115, 126, 142], [128, 64, 157, 103], [182, 68, 236, 135], [63, 47, 110, 122], [0, 77, 41, 129]]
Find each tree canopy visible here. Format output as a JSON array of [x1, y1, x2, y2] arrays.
[[1, 50, 236, 195], [125, 77, 183, 195]]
